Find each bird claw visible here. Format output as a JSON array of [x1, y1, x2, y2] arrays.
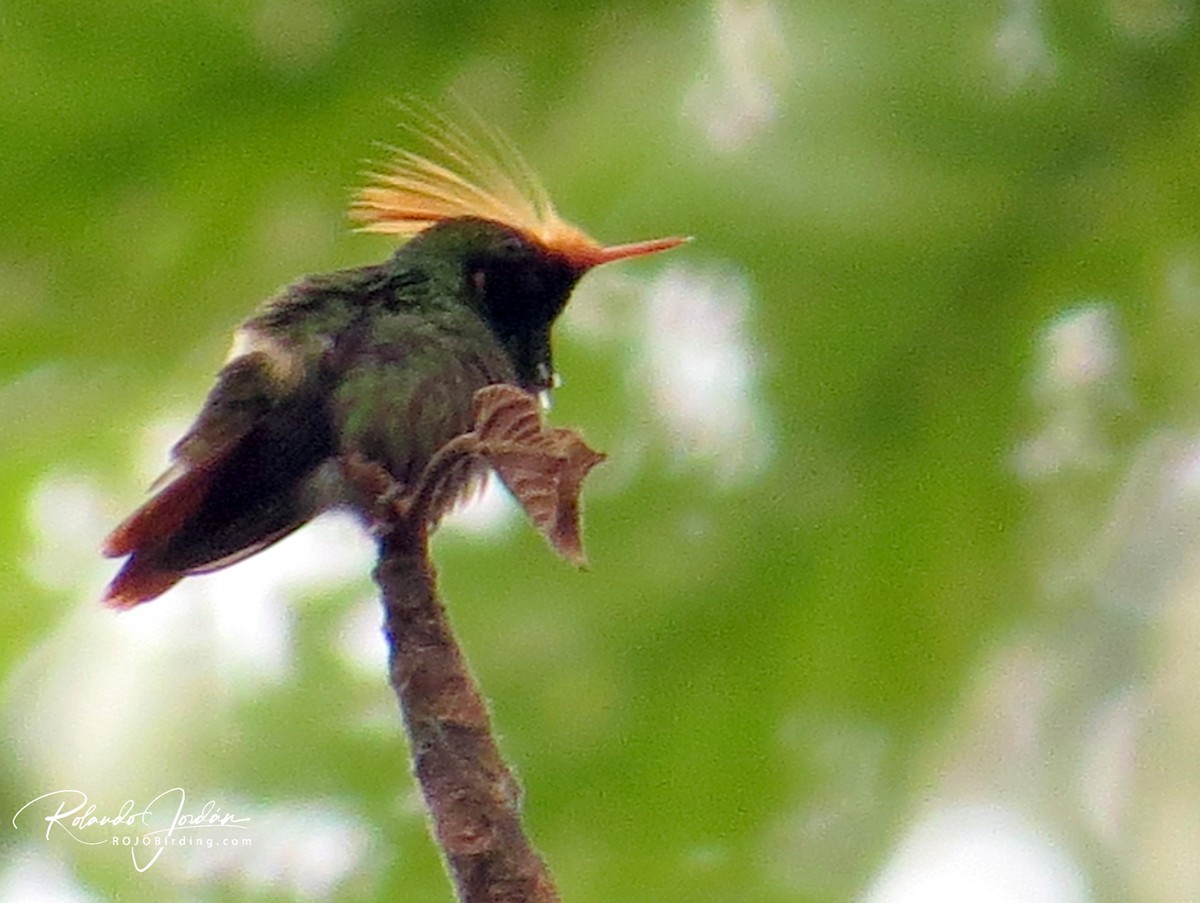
[[340, 454, 413, 534], [368, 485, 413, 537]]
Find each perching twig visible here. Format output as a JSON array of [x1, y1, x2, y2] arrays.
[[374, 528, 560, 903], [346, 385, 604, 903]]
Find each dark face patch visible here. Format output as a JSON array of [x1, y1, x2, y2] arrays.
[[456, 221, 582, 390]]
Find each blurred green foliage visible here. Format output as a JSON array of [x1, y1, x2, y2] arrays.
[[5, 1, 1200, 901]]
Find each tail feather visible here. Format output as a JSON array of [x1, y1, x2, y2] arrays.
[[102, 556, 184, 609], [102, 464, 218, 607], [103, 465, 217, 559]]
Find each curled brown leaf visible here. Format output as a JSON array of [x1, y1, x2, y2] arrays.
[[471, 385, 606, 566]]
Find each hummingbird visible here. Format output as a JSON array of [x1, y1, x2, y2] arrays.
[[101, 116, 686, 607]]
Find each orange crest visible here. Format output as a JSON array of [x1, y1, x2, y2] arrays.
[[351, 102, 688, 271]]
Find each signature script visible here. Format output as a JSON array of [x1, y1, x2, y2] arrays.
[[13, 788, 250, 872]]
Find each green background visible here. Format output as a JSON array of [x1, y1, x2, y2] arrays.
[[4, 2, 1200, 901]]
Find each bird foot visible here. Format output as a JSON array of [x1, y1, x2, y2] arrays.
[[339, 454, 412, 536]]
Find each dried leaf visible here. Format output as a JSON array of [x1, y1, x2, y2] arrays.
[[471, 385, 606, 565]]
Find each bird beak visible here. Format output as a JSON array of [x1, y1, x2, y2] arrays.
[[564, 235, 691, 271]]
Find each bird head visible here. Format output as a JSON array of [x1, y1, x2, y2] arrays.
[[350, 107, 687, 391]]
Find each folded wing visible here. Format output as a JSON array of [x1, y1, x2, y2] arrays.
[[102, 349, 335, 607]]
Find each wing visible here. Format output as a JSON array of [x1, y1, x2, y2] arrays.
[[102, 343, 333, 608], [104, 348, 283, 559]]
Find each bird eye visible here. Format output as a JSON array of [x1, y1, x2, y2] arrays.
[[472, 270, 487, 294]]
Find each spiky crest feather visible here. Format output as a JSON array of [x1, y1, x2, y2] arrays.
[[351, 101, 604, 263]]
